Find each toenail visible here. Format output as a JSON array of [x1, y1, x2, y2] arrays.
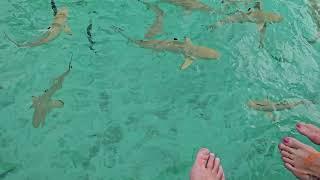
[[296, 123, 302, 129], [283, 137, 290, 144]]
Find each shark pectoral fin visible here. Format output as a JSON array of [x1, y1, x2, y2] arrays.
[[265, 112, 277, 121], [181, 57, 194, 70], [258, 23, 267, 48], [32, 96, 38, 103], [64, 24, 72, 35], [50, 100, 64, 109], [184, 10, 193, 15], [31, 96, 38, 108]]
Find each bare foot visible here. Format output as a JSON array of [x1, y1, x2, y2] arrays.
[[278, 137, 320, 179], [297, 123, 320, 145], [190, 148, 225, 180]]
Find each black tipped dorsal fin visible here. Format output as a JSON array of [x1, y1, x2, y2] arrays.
[[254, 1, 262, 11]]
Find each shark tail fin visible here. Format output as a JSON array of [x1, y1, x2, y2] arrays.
[[137, 0, 149, 8], [51, 0, 58, 16], [3, 32, 24, 47], [303, 93, 320, 105]]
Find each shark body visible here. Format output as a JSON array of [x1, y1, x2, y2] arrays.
[[5, 7, 72, 48], [31, 59, 72, 128], [112, 26, 219, 70], [247, 99, 306, 112], [208, 2, 282, 47]]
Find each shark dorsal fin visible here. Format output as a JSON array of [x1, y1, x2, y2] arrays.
[[254, 1, 262, 11], [184, 37, 192, 46]]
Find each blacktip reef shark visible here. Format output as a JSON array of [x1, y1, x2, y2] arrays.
[[247, 99, 308, 112], [158, 0, 215, 13], [207, 2, 283, 48], [139, 0, 165, 38], [31, 57, 72, 128], [306, 0, 320, 44], [5, 7, 72, 48], [247, 98, 312, 120], [111, 26, 219, 70]]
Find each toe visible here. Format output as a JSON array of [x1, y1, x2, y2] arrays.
[[297, 123, 320, 145], [195, 148, 210, 168], [217, 164, 224, 179], [283, 137, 307, 149], [280, 150, 293, 159], [297, 123, 315, 137], [221, 172, 225, 180], [278, 143, 294, 154], [308, 134, 320, 145], [206, 153, 215, 169], [284, 163, 310, 180], [304, 123, 320, 132], [212, 157, 220, 174], [282, 157, 294, 165]]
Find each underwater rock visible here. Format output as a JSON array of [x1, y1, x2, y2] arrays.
[[102, 125, 123, 145]]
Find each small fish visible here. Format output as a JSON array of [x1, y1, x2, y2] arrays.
[[111, 26, 219, 70], [208, 2, 283, 48], [31, 56, 73, 128], [86, 19, 95, 51], [139, 1, 165, 38], [51, 0, 58, 16], [159, 0, 215, 13], [247, 99, 307, 112], [5, 7, 72, 48]]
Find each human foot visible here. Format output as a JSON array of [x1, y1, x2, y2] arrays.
[[278, 137, 320, 179], [190, 148, 225, 180], [297, 123, 320, 145]]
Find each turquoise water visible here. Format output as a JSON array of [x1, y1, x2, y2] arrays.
[[1, 0, 320, 179]]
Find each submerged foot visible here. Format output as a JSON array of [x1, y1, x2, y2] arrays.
[[297, 123, 320, 145], [278, 137, 320, 179], [190, 148, 225, 180]]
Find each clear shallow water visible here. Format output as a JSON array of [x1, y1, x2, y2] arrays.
[[1, 0, 320, 179]]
